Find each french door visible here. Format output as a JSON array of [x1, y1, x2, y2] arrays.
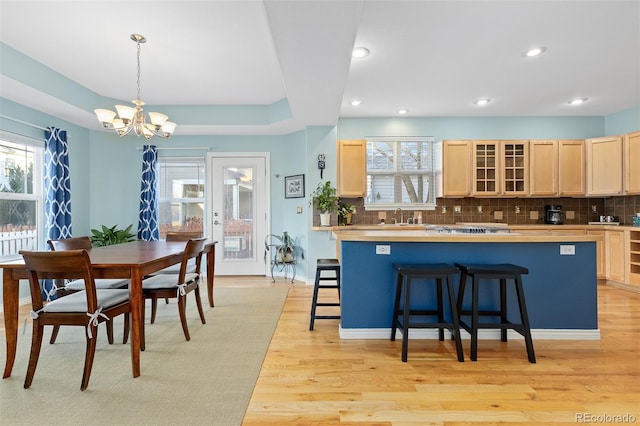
[[208, 153, 269, 275]]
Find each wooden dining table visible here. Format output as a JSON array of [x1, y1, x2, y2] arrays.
[[1, 239, 218, 379]]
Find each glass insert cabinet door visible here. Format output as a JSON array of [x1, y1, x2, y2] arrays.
[[473, 141, 499, 196], [209, 155, 267, 276]]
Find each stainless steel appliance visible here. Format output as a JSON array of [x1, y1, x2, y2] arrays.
[[545, 205, 563, 225]]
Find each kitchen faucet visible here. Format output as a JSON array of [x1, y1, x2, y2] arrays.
[[395, 208, 403, 224]]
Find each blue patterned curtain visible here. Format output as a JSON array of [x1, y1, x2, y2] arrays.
[[137, 145, 159, 241], [43, 127, 72, 300]]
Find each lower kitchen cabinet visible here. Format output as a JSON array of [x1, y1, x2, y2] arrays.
[[628, 229, 640, 286], [586, 230, 605, 278], [606, 229, 626, 282]]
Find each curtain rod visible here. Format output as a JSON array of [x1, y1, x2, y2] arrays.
[[136, 146, 211, 151], [0, 114, 49, 131]]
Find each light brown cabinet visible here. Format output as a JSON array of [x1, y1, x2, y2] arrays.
[[529, 139, 585, 197], [470, 140, 528, 196], [558, 140, 585, 196], [529, 140, 557, 196], [606, 229, 626, 282], [337, 139, 366, 197], [586, 229, 605, 278], [472, 141, 500, 196], [586, 136, 623, 196], [501, 141, 528, 196], [629, 229, 640, 286], [624, 130, 640, 194], [442, 140, 472, 196]]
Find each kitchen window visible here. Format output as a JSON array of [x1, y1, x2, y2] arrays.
[[365, 137, 438, 210], [157, 157, 206, 239]]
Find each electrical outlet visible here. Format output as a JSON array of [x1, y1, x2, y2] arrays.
[[375, 245, 391, 255], [560, 245, 575, 255], [454, 206, 461, 213]]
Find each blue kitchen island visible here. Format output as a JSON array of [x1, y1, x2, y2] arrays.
[[335, 229, 599, 340]]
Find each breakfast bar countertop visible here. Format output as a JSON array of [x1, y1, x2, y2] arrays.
[[331, 228, 600, 243]]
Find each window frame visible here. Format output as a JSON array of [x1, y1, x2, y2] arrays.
[[156, 156, 206, 239], [0, 134, 45, 252], [364, 136, 438, 211]]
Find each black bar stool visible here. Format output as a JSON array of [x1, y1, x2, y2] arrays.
[[454, 262, 536, 363], [391, 263, 464, 362], [309, 258, 341, 330]]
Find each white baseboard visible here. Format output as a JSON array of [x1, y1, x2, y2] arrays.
[[339, 327, 601, 340]]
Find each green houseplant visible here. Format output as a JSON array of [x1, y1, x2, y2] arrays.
[[90, 224, 137, 247], [309, 181, 339, 226], [338, 200, 357, 225]]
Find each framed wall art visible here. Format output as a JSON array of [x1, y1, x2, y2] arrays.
[[285, 174, 305, 198]]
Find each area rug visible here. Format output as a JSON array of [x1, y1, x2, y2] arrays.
[[0, 286, 289, 426]]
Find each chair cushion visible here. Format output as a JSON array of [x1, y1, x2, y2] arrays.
[[142, 273, 199, 290], [43, 289, 130, 313], [150, 259, 197, 275], [64, 278, 130, 290]]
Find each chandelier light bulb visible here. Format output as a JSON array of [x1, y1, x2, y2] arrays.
[[352, 46, 370, 58]]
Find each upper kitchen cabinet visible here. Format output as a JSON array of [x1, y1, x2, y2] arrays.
[[529, 140, 558, 196], [586, 136, 623, 196], [558, 140, 585, 196], [472, 141, 500, 196], [337, 139, 366, 197], [501, 140, 528, 196], [471, 140, 527, 197], [530, 140, 585, 197], [624, 130, 640, 194], [442, 140, 472, 196]]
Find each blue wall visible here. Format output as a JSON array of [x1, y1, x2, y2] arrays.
[[340, 240, 598, 330], [337, 116, 606, 141]]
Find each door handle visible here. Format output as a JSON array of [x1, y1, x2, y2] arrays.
[[213, 220, 221, 225]]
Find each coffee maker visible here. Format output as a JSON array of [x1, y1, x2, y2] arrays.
[[545, 205, 564, 225]]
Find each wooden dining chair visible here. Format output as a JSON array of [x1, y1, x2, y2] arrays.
[[19, 249, 131, 391], [140, 237, 207, 351], [47, 236, 130, 344], [149, 231, 203, 323]]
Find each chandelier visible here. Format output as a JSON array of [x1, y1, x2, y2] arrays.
[[94, 34, 176, 140]]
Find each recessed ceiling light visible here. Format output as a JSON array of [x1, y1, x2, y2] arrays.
[[525, 46, 546, 57], [352, 47, 370, 58], [474, 98, 491, 106], [568, 98, 588, 105], [351, 100, 362, 106], [397, 109, 409, 115]]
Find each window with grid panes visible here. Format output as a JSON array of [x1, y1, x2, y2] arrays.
[[365, 137, 437, 210], [157, 157, 206, 239], [0, 137, 44, 254]]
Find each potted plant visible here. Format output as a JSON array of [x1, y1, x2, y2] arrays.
[[309, 181, 339, 226], [338, 200, 357, 225], [89, 224, 137, 247], [264, 231, 304, 282]]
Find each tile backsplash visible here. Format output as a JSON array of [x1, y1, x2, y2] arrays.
[[339, 195, 640, 226]]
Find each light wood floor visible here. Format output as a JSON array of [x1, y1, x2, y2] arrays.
[[243, 277, 640, 425], [3, 277, 639, 425]]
